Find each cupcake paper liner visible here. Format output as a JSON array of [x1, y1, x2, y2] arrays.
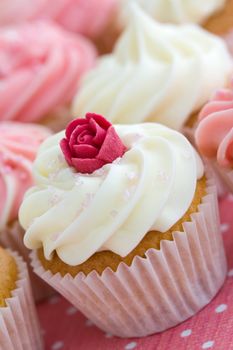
[[0, 221, 54, 302], [0, 250, 43, 350], [30, 174, 226, 338], [210, 160, 233, 194]]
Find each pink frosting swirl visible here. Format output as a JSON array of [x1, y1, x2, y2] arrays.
[[0, 0, 117, 38], [195, 85, 233, 168], [0, 21, 96, 123], [0, 122, 51, 228]]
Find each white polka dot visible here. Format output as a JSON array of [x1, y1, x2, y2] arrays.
[[105, 332, 113, 338], [220, 223, 229, 233], [202, 340, 214, 349], [125, 342, 137, 350], [227, 194, 233, 202], [85, 319, 93, 327], [51, 341, 64, 350], [228, 269, 233, 277], [48, 295, 60, 305], [215, 304, 227, 313], [66, 306, 77, 315], [180, 329, 192, 337]]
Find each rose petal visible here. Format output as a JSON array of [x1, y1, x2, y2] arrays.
[[60, 138, 72, 166], [89, 118, 107, 145], [65, 118, 88, 139], [73, 144, 98, 158], [77, 130, 93, 145], [217, 128, 233, 168], [97, 126, 126, 163], [69, 125, 93, 149], [72, 157, 105, 174], [86, 112, 111, 129]]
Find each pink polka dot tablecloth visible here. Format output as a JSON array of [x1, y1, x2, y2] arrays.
[[37, 194, 233, 350]]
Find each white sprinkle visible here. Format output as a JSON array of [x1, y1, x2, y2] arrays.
[[125, 342, 137, 350], [221, 223, 230, 233], [215, 304, 227, 313], [85, 319, 93, 327], [82, 193, 94, 209], [182, 150, 192, 159], [180, 329, 192, 337], [123, 189, 131, 201], [228, 269, 233, 277], [227, 193, 233, 202], [157, 170, 169, 182], [51, 341, 64, 350], [127, 171, 137, 181], [110, 210, 118, 218], [48, 295, 60, 305], [66, 306, 77, 315], [105, 332, 113, 338], [202, 340, 214, 349]]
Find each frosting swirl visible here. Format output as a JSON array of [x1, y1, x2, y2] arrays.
[[195, 86, 233, 168], [0, 0, 117, 38], [20, 122, 203, 265], [0, 21, 96, 123], [72, 7, 232, 130], [120, 0, 226, 25], [0, 122, 51, 229]]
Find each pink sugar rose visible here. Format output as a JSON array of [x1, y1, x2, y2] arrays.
[[60, 113, 126, 174]]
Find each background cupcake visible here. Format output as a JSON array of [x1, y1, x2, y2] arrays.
[[0, 246, 43, 349], [195, 84, 233, 193], [72, 7, 232, 131], [0, 21, 96, 131], [0, 0, 119, 54], [19, 114, 226, 337], [0, 122, 52, 301]]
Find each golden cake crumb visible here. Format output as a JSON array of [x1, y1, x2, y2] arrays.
[[204, 0, 233, 35], [38, 177, 206, 276], [0, 247, 18, 307]]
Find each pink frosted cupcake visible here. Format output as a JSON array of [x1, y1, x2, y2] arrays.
[[195, 84, 233, 194], [0, 121, 53, 301], [0, 21, 97, 131], [19, 114, 226, 337], [0, 0, 119, 54], [0, 247, 43, 349]]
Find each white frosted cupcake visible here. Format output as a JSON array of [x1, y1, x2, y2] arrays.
[[72, 6, 232, 131], [19, 113, 226, 337]]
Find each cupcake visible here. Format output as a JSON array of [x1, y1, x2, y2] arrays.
[[0, 121, 53, 301], [195, 84, 233, 194], [19, 113, 226, 337], [119, 0, 226, 28], [0, 0, 119, 54], [0, 21, 96, 131], [0, 246, 43, 349], [72, 6, 232, 132]]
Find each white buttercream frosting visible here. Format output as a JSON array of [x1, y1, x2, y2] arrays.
[[19, 123, 203, 265], [72, 6, 232, 130], [119, 0, 226, 25]]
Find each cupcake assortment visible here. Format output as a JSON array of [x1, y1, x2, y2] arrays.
[[0, 0, 233, 347]]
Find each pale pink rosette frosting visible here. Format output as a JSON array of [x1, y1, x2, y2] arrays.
[[0, 122, 51, 229], [195, 85, 233, 169], [0, 0, 118, 39], [0, 21, 96, 123]]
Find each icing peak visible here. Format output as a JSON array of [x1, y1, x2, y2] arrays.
[[72, 7, 232, 130]]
